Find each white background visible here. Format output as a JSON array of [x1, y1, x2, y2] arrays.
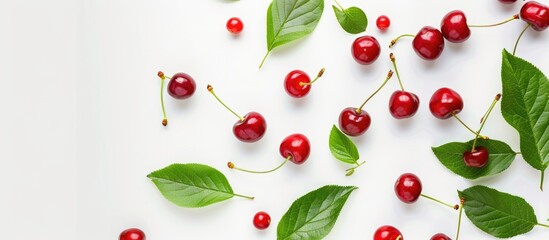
[[1, 0, 549, 239]]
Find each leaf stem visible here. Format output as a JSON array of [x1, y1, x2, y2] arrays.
[[158, 72, 169, 126], [389, 34, 415, 47], [300, 68, 325, 86], [468, 14, 519, 28], [537, 223, 549, 228], [452, 114, 489, 140], [541, 170, 545, 191], [345, 161, 366, 176], [421, 194, 459, 210], [334, 0, 344, 10], [471, 93, 501, 151], [456, 198, 464, 240], [390, 53, 405, 91], [233, 193, 255, 200], [513, 24, 531, 56], [259, 51, 270, 69], [228, 156, 291, 174], [356, 70, 393, 113]]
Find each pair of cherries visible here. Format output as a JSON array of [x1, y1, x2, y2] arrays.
[[374, 225, 451, 240]]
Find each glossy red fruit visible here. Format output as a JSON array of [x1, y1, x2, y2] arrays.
[[441, 10, 471, 43], [412, 26, 445, 60], [351, 36, 381, 65], [338, 107, 371, 136], [226, 17, 244, 34], [253, 211, 271, 230], [395, 173, 422, 203], [520, 1, 549, 31], [376, 15, 391, 31], [284, 70, 311, 98], [499, 0, 517, 3], [119, 228, 145, 240], [374, 225, 403, 240], [431, 233, 451, 240], [168, 73, 196, 99], [463, 146, 489, 168], [233, 112, 267, 143], [389, 91, 420, 119], [429, 87, 464, 119], [279, 133, 311, 164]]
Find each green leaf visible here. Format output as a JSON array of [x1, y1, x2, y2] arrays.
[[329, 125, 360, 164], [501, 49, 549, 173], [432, 139, 516, 179], [260, 0, 324, 68], [277, 185, 357, 240], [458, 185, 540, 238], [332, 5, 367, 34], [147, 163, 252, 208]]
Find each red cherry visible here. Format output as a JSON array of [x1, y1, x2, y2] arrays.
[[284, 70, 310, 97], [119, 228, 145, 240], [499, 0, 517, 3], [412, 26, 445, 60], [233, 112, 267, 143], [463, 146, 489, 168], [395, 173, 422, 203], [226, 17, 244, 34], [352, 36, 381, 65], [429, 87, 464, 119], [339, 107, 371, 136], [376, 15, 391, 31], [373, 225, 403, 240], [441, 10, 471, 43], [168, 73, 196, 99], [389, 91, 420, 119], [430, 233, 451, 240], [520, 1, 549, 31], [253, 211, 271, 230], [280, 133, 311, 164]]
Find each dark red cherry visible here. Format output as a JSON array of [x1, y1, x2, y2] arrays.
[[431, 233, 451, 240], [412, 26, 445, 60], [395, 173, 422, 203], [499, 0, 517, 3], [338, 107, 371, 136], [253, 211, 271, 230], [351, 36, 381, 65], [463, 146, 489, 168], [119, 228, 145, 240], [441, 10, 471, 43], [429, 87, 464, 119], [389, 91, 420, 119], [279, 133, 311, 164], [374, 225, 403, 240], [376, 15, 391, 31], [284, 70, 311, 98], [520, 1, 549, 31], [233, 112, 267, 143], [168, 73, 196, 99], [226, 17, 244, 34]]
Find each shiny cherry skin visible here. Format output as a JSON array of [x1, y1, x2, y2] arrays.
[[389, 91, 420, 119], [463, 146, 489, 168], [520, 1, 549, 31], [119, 228, 145, 240], [279, 133, 311, 164], [395, 173, 422, 204], [376, 15, 391, 31], [338, 107, 371, 136], [351, 36, 381, 65], [226, 17, 244, 34], [284, 70, 311, 98], [168, 73, 196, 99], [253, 211, 271, 230], [233, 112, 267, 143], [429, 87, 464, 119], [441, 10, 471, 43], [431, 233, 451, 240], [412, 26, 445, 60], [374, 225, 403, 240], [499, 0, 517, 3]]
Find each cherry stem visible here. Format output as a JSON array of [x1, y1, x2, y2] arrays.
[[390, 53, 405, 91], [207, 85, 245, 122], [259, 51, 270, 69], [158, 71, 169, 126], [513, 24, 531, 56], [300, 68, 325, 86], [420, 193, 460, 210], [232, 193, 255, 200], [541, 170, 545, 191], [356, 70, 393, 113], [396, 236, 402, 240], [228, 156, 291, 174], [468, 14, 519, 28], [471, 93, 501, 151], [456, 198, 464, 240], [389, 34, 414, 47], [452, 113, 489, 140]]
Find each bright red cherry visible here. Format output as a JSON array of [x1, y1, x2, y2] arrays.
[[499, 0, 517, 3], [520, 1, 549, 31], [284, 68, 325, 98], [226, 17, 244, 34], [412, 26, 445, 60], [463, 146, 489, 168], [429, 87, 464, 119], [395, 173, 422, 203], [119, 228, 145, 240], [374, 225, 403, 240], [431, 233, 451, 240], [376, 15, 391, 31], [352, 36, 381, 65], [207, 85, 267, 143], [253, 211, 271, 230], [339, 107, 372, 136], [389, 91, 419, 119], [167, 73, 196, 99], [441, 10, 471, 43]]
